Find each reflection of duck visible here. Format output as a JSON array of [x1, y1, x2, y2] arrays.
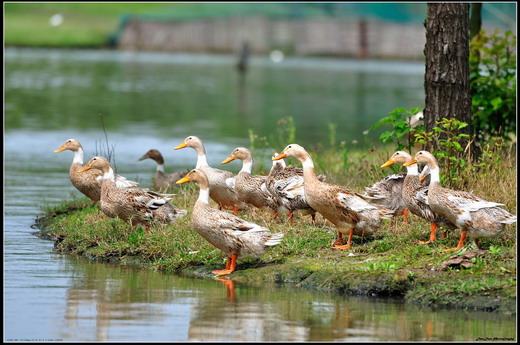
[[78, 156, 186, 227], [54, 138, 138, 201], [221, 147, 277, 211], [137, 149, 187, 191], [381, 151, 455, 244], [174, 136, 246, 214], [405, 151, 516, 251], [274, 144, 393, 250], [176, 169, 283, 275], [263, 153, 325, 225]]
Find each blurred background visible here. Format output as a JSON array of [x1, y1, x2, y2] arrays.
[[4, 2, 516, 170]]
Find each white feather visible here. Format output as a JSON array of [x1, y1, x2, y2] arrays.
[[337, 193, 377, 213], [447, 195, 504, 212]]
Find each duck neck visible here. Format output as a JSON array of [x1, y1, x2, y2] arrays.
[[240, 159, 253, 173], [404, 164, 419, 175], [428, 165, 440, 184], [194, 144, 209, 169], [301, 154, 318, 182], [197, 187, 210, 204], [73, 147, 84, 164], [103, 167, 116, 182], [156, 163, 165, 173]]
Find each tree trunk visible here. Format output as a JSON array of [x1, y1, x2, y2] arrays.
[[469, 3, 482, 40], [424, 3, 472, 154]]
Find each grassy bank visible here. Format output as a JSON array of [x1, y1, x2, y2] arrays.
[[4, 3, 174, 47], [33, 146, 517, 314]]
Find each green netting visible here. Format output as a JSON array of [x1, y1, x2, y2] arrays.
[[125, 3, 515, 27]]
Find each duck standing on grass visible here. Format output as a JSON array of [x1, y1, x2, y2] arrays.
[[78, 156, 186, 229], [174, 136, 246, 214], [273, 144, 393, 250], [221, 147, 278, 212], [263, 153, 325, 225], [137, 149, 187, 191], [176, 169, 284, 275], [381, 151, 455, 244], [404, 151, 516, 251], [54, 138, 138, 202]]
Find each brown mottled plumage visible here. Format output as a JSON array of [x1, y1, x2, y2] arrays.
[[137, 149, 187, 191], [174, 136, 246, 213], [381, 151, 456, 244], [176, 169, 283, 275], [263, 154, 325, 224], [78, 156, 186, 227], [221, 147, 277, 211], [54, 138, 138, 202], [404, 150, 516, 251], [274, 144, 393, 250]]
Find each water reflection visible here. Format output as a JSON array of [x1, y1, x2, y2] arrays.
[[53, 258, 516, 342]]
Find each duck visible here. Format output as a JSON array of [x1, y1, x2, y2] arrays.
[[137, 149, 187, 191], [381, 151, 455, 244], [176, 169, 284, 275], [78, 156, 187, 228], [363, 172, 408, 223], [221, 147, 277, 211], [273, 144, 393, 250], [404, 150, 516, 251], [174, 136, 246, 214], [54, 138, 138, 202], [263, 153, 325, 225]]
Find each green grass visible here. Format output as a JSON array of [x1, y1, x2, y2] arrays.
[[4, 3, 178, 47], [35, 144, 517, 311]]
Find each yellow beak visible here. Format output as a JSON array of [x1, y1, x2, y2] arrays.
[[54, 145, 66, 153], [403, 158, 417, 167], [77, 163, 92, 173], [419, 175, 427, 184], [176, 176, 191, 184], [380, 158, 396, 168], [174, 141, 187, 150], [221, 155, 236, 165], [272, 152, 287, 161]]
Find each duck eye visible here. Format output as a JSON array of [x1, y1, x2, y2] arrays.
[[288, 145, 292, 149]]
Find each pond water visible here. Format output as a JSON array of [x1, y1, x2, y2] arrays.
[[4, 48, 516, 342]]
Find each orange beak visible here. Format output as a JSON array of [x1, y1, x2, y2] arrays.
[[403, 157, 417, 167], [272, 152, 287, 161], [176, 175, 191, 184], [174, 141, 187, 150], [380, 158, 396, 168], [419, 174, 427, 184], [221, 155, 236, 165], [54, 145, 66, 153], [77, 162, 92, 173]]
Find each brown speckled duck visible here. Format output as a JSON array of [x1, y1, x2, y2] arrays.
[[78, 156, 186, 227], [174, 136, 246, 214], [176, 169, 283, 275], [221, 147, 277, 211], [137, 149, 187, 191], [404, 151, 516, 251], [263, 153, 325, 225], [273, 144, 393, 250], [363, 172, 408, 222], [54, 138, 138, 202], [381, 151, 455, 244]]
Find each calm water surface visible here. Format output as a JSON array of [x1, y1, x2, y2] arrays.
[[4, 48, 516, 342]]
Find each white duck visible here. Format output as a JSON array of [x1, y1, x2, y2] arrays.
[[176, 169, 283, 275], [174, 136, 246, 214], [54, 138, 138, 202], [273, 144, 393, 250], [404, 150, 516, 251]]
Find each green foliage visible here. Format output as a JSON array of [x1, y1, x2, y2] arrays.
[[414, 118, 471, 186], [370, 107, 424, 152], [470, 29, 516, 141]]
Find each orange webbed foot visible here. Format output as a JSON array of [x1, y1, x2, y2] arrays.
[[332, 244, 352, 250], [212, 269, 234, 276]]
